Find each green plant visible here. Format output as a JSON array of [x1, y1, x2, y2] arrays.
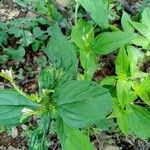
[[99, 7, 150, 139], [0, 17, 50, 64], [71, 15, 135, 81], [14, 0, 64, 22], [121, 8, 150, 50], [0, 23, 112, 149], [101, 45, 150, 139], [1, 0, 150, 149]]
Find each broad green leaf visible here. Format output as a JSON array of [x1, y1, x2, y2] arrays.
[[100, 76, 117, 86], [80, 51, 97, 81], [45, 23, 78, 79], [112, 100, 129, 136], [0, 89, 39, 126], [116, 47, 130, 76], [54, 80, 112, 128], [71, 19, 94, 49], [131, 22, 150, 41], [95, 118, 110, 130], [117, 79, 136, 108], [9, 26, 23, 38], [93, 31, 135, 55], [117, 109, 129, 136], [78, 0, 108, 27], [32, 40, 41, 52], [33, 27, 48, 40], [29, 113, 51, 150], [19, 30, 34, 47], [142, 7, 150, 30], [65, 126, 94, 150], [6, 46, 25, 61], [127, 104, 150, 139], [132, 81, 150, 106], [56, 118, 94, 150], [141, 77, 150, 93], [127, 46, 146, 78], [131, 34, 149, 49], [121, 12, 134, 32]]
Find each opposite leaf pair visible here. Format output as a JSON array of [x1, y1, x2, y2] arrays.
[[101, 46, 150, 139], [0, 24, 112, 149]]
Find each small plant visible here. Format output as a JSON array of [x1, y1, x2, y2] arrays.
[[0, 17, 51, 64], [100, 7, 150, 139], [101, 45, 150, 138], [0, 23, 113, 149]]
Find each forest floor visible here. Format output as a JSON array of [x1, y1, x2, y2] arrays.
[[0, 0, 150, 150]]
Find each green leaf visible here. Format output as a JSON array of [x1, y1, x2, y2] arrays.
[[33, 27, 48, 40], [131, 34, 149, 49], [0, 22, 8, 30], [37, 56, 47, 68], [56, 118, 94, 150], [54, 80, 112, 128], [65, 127, 94, 150], [19, 30, 34, 47], [0, 31, 8, 44], [142, 7, 150, 30], [132, 81, 150, 106], [45, 23, 78, 79], [117, 79, 136, 108], [78, 0, 108, 27], [127, 104, 150, 139], [127, 46, 146, 78], [116, 47, 130, 76], [0, 55, 9, 64], [29, 113, 51, 150], [95, 118, 110, 130], [9, 26, 23, 38], [71, 19, 94, 49], [93, 31, 135, 55], [0, 89, 39, 126], [38, 65, 61, 94], [100, 76, 117, 86], [6, 46, 25, 61], [141, 77, 150, 93], [117, 109, 129, 136], [131, 22, 150, 41], [139, 0, 149, 14], [71, 19, 96, 80], [80, 51, 97, 81], [32, 40, 41, 52], [38, 65, 74, 96], [121, 12, 134, 32]]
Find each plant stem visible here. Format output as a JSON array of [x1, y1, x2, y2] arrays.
[[75, 0, 79, 24], [139, 0, 149, 14]]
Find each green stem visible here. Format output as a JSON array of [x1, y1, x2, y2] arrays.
[[0, 44, 5, 50], [139, 0, 149, 14], [46, 0, 54, 20], [75, 0, 79, 24]]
